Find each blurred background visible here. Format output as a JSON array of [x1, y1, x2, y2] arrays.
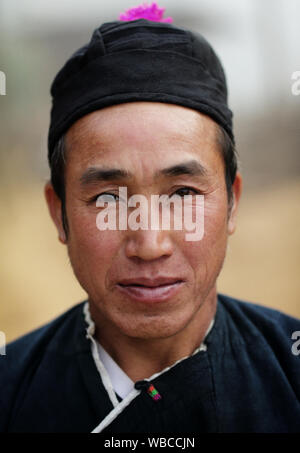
[[0, 0, 299, 342]]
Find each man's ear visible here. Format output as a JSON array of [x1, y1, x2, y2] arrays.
[[44, 182, 67, 244], [227, 171, 243, 235]]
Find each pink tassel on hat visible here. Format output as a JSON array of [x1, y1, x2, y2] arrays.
[[119, 2, 173, 23]]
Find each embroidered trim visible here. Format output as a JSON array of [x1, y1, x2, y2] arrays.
[[83, 302, 119, 408], [91, 388, 141, 433], [147, 384, 162, 401]]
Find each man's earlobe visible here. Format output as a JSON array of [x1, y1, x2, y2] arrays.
[[44, 182, 67, 244], [228, 172, 243, 235]]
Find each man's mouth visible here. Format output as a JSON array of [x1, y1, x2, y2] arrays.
[[116, 277, 185, 303]]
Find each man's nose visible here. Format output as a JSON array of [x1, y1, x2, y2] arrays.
[[124, 229, 174, 261]]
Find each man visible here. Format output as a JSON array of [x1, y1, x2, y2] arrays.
[[0, 17, 299, 433]]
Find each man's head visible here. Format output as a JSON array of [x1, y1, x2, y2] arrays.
[[45, 19, 242, 341], [45, 101, 242, 340]]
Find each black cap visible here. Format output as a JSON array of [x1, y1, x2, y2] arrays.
[[48, 19, 233, 162]]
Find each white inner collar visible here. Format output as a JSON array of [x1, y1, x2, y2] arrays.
[[96, 342, 134, 400], [95, 317, 215, 400]]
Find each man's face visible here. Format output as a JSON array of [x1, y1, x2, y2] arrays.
[[47, 102, 241, 340]]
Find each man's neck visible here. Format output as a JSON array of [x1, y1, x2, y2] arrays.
[[89, 288, 217, 383]]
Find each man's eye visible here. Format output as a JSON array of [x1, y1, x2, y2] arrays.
[[172, 187, 198, 197], [95, 193, 119, 205]]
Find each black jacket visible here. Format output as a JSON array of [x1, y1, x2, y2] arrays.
[[0, 293, 299, 433]]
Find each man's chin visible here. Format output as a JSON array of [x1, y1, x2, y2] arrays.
[[109, 312, 190, 341]]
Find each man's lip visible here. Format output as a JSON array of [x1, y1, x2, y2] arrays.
[[117, 277, 184, 287], [116, 280, 184, 303]]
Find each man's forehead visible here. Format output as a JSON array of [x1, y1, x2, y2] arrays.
[[65, 102, 219, 154]]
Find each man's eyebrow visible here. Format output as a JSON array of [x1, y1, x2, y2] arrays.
[[80, 160, 208, 187], [80, 167, 132, 186], [156, 160, 208, 178]]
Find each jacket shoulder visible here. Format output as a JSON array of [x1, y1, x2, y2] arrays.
[[217, 293, 300, 389], [218, 292, 300, 336], [0, 302, 86, 431]]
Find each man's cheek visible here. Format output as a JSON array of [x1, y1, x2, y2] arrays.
[[68, 213, 120, 258], [79, 229, 121, 256], [181, 218, 228, 270], [203, 199, 228, 238]]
